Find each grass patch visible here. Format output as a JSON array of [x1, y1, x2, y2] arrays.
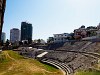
[[43, 63, 58, 72], [7, 50, 23, 59], [0, 50, 63, 75], [75, 70, 100, 75]]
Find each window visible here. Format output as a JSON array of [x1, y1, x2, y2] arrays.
[[62, 38, 63, 40]]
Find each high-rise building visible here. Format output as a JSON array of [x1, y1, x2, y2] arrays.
[[10, 28, 20, 43], [1, 32, 6, 43], [21, 22, 33, 41], [0, 0, 6, 41]]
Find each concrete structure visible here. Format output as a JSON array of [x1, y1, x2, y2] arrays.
[[1, 32, 6, 43], [53, 33, 69, 43], [21, 22, 33, 41], [0, 0, 6, 41], [10, 28, 20, 43], [82, 36, 97, 41], [37, 52, 48, 58]]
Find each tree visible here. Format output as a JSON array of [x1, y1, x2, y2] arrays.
[[24, 41, 28, 45], [1, 40, 4, 46], [28, 38, 32, 44], [47, 37, 54, 43], [70, 33, 75, 40], [37, 39, 41, 44], [19, 41, 23, 45], [86, 31, 91, 37], [5, 39, 9, 47]]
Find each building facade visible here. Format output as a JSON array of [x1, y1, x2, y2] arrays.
[[10, 28, 20, 43], [21, 22, 33, 41], [53, 33, 69, 43], [0, 0, 6, 41], [1, 32, 6, 43], [74, 25, 98, 39]]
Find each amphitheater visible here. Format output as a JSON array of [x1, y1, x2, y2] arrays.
[[18, 41, 100, 75]]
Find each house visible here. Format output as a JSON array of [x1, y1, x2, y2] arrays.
[[53, 33, 69, 43]]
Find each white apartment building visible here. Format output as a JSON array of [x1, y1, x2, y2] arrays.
[[53, 33, 69, 43], [10, 28, 20, 43]]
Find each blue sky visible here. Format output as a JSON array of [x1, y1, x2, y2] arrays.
[[3, 0, 100, 41]]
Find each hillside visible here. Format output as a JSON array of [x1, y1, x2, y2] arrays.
[[0, 50, 63, 75]]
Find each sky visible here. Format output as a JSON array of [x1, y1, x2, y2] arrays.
[[2, 0, 100, 41]]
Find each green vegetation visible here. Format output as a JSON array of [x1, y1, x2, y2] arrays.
[[75, 71, 100, 75], [0, 50, 63, 75]]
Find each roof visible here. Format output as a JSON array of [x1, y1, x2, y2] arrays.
[[53, 33, 68, 35]]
